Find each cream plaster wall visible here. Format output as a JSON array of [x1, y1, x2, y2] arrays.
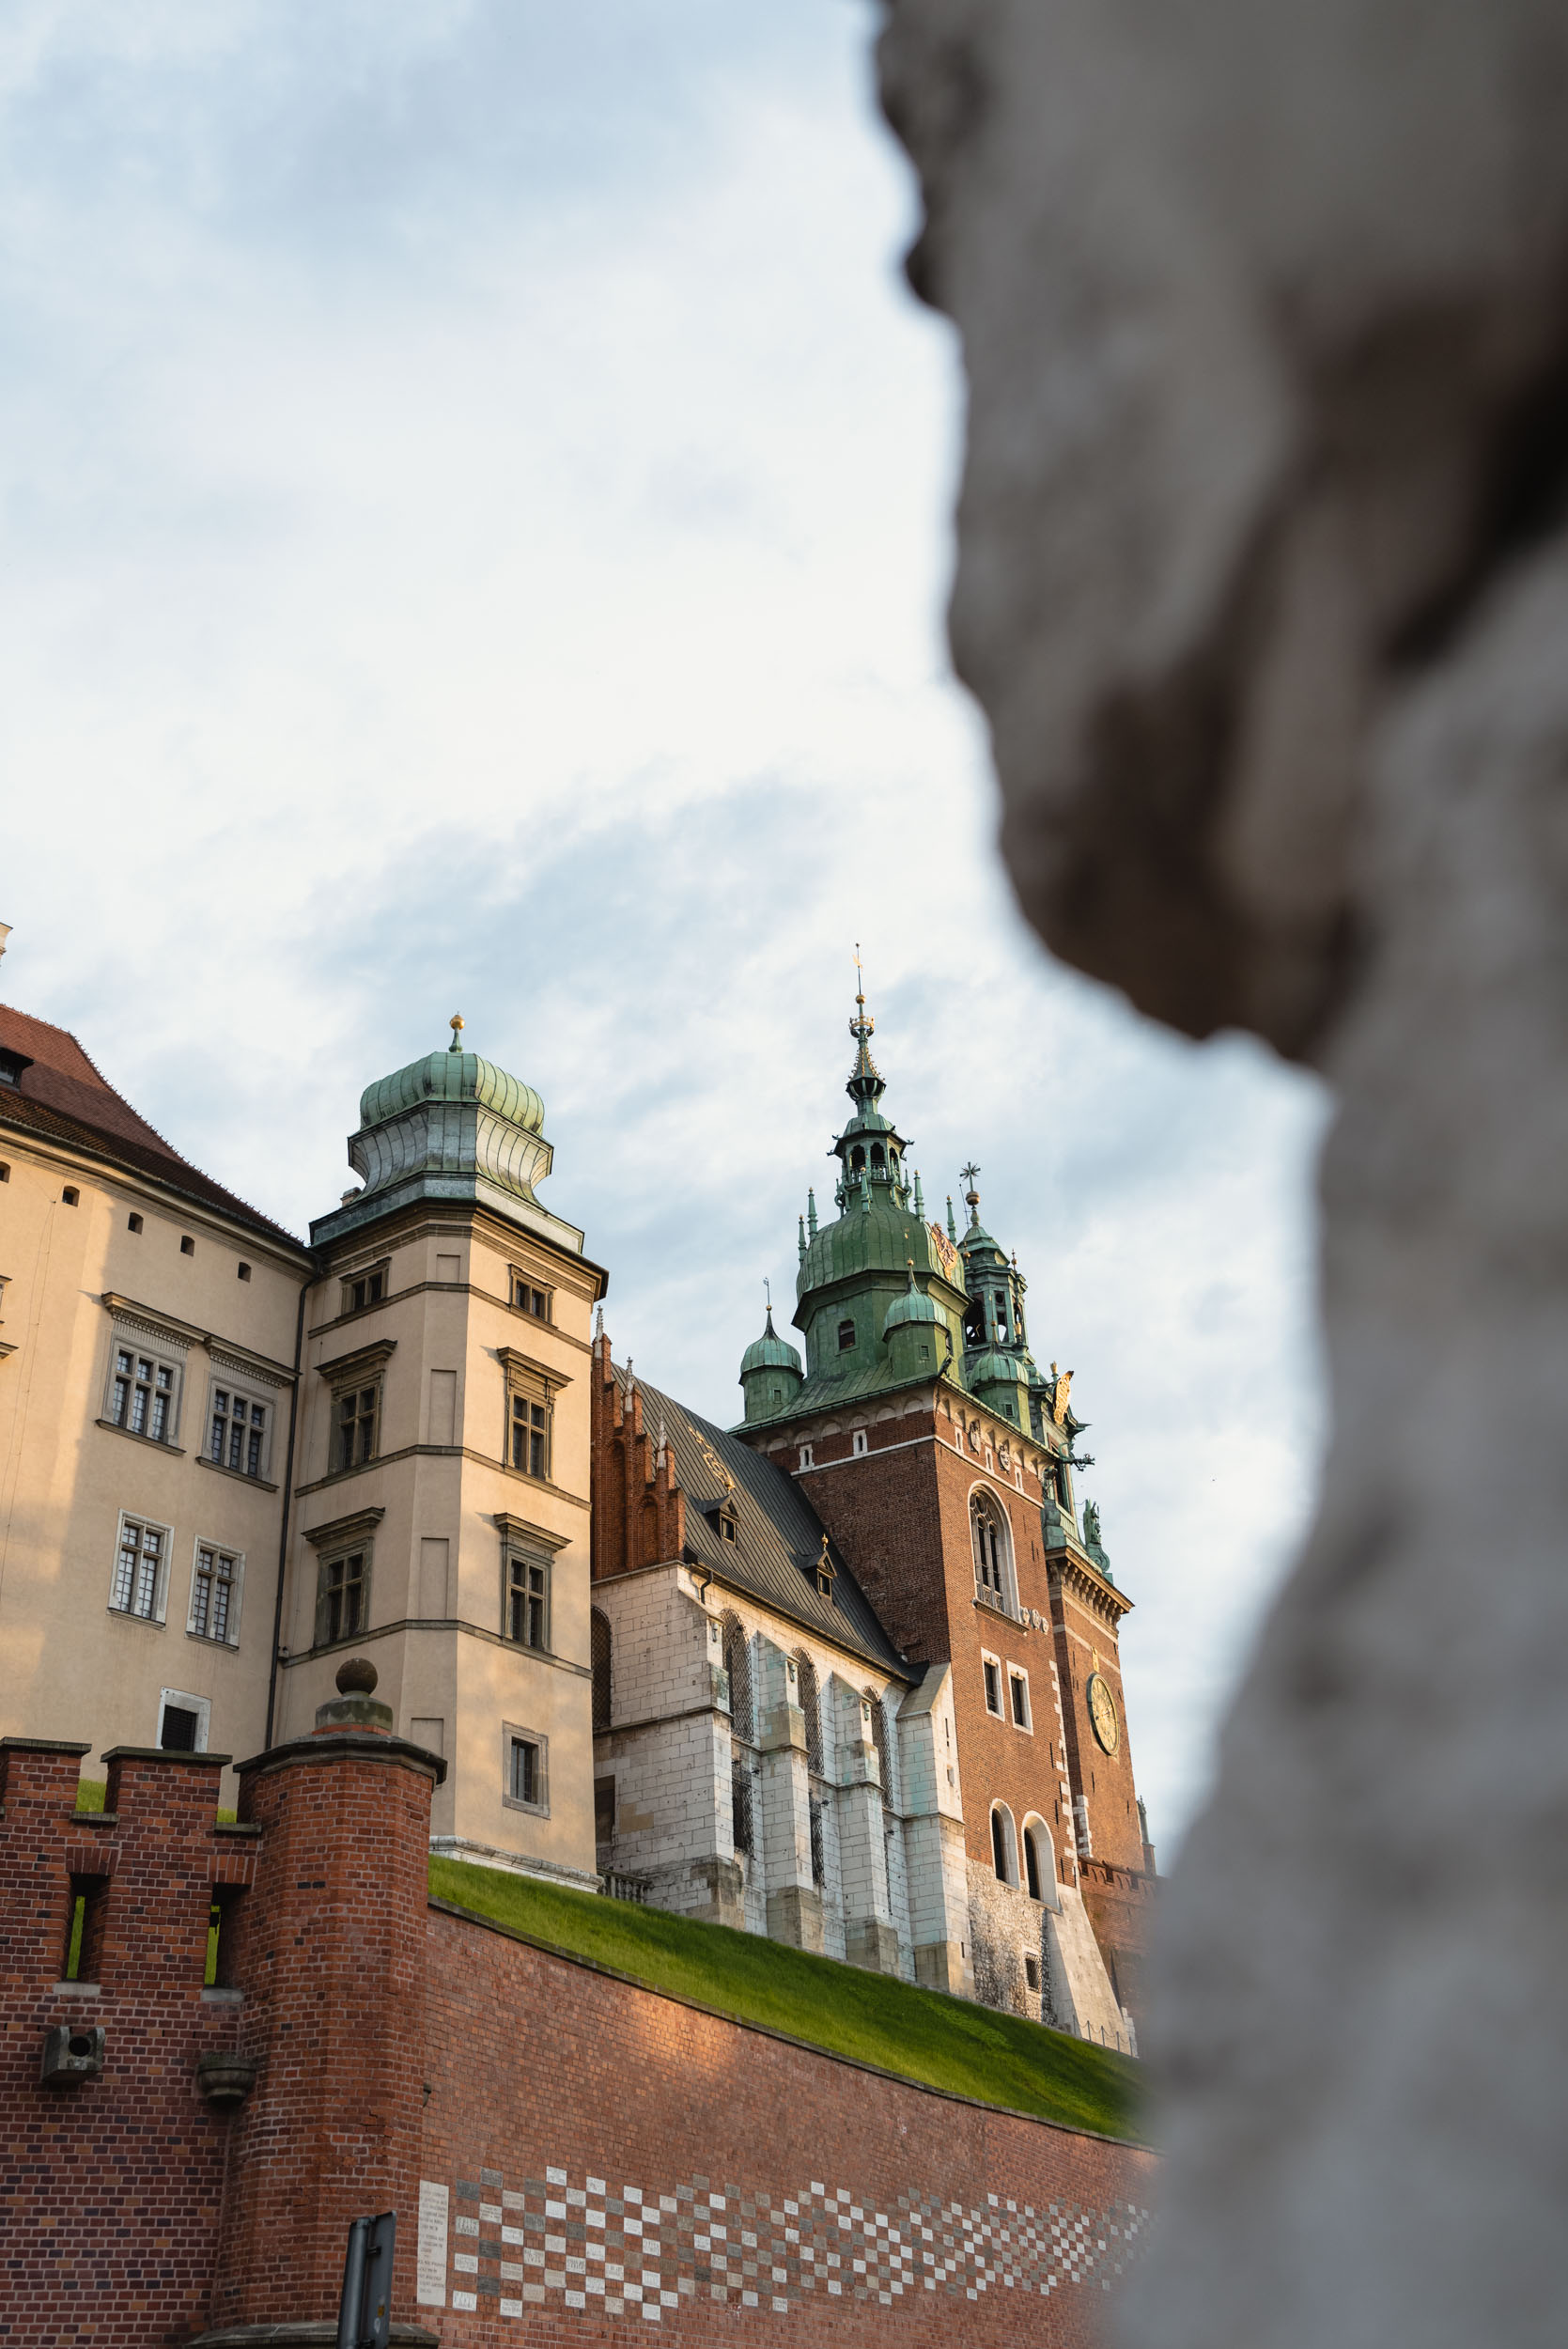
[[0, 1129, 310, 1806], [276, 1204, 598, 1887]]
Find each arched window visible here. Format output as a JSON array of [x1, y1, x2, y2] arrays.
[[591, 1608, 613, 1733], [870, 1143, 884, 1168], [851, 1145, 865, 1171], [722, 1613, 754, 1742], [963, 1300, 985, 1347], [795, 1650, 823, 1775], [971, 1489, 1013, 1610], [1021, 1815, 1059, 1908], [990, 1802, 1019, 1888], [837, 1317, 857, 1353]]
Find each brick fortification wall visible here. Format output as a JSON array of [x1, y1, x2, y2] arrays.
[[0, 1725, 1154, 2347]]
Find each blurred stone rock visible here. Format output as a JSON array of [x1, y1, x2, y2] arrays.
[[877, 2, 1568, 2341]]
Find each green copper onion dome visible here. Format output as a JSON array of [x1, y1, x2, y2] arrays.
[[358, 1015, 544, 1136], [740, 1308, 804, 1378]]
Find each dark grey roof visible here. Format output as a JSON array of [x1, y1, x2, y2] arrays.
[[613, 1362, 910, 1683]]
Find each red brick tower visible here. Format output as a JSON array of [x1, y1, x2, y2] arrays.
[[731, 990, 1156, 2031]]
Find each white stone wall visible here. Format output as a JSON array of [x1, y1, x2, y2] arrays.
[[588, 1568, 969, 1981]]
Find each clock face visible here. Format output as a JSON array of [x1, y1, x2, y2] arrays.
[[1087, 1672, 1119, 1755]]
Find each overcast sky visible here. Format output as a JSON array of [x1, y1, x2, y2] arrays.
[[0, 0, 1329, 1849]]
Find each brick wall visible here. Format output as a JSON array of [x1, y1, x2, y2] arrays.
[[416, 1902, 1156, 2344], [0, 1735, 251, 2348], [1, 1705, 1153, 2347]]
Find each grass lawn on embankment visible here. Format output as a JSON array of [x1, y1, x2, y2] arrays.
[[428, 1858, 1148, 2146]]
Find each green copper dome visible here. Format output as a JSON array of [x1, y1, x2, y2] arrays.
[[359, 1026, 544, 1137], [740, 1309, 804, 1378], [883, 1268, 941, 1336]]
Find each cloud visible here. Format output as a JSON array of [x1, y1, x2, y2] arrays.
[[0, 0, 1328, 1847]]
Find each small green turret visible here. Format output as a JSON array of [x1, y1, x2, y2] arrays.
[[739, 1299, 804, 1424]]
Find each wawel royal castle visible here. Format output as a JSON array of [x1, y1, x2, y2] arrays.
[[0, 953, 1154, 2047]]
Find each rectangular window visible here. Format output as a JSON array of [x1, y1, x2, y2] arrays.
[[983, 1657, 1002, 1717], [509, 1391, 551, 1481], [1009, 1670, 1032, 1731], [505, 1552, 551, 1650], [111, 1514, 169, 1621], [343, 1264, 389, 1315], [157, 1688, 210, 1750], [110, 1347, 179, 1443], [209, 1385, 270, 1478], [318, 1548, 367, 1644], [189, 1543, 240, 1643], [502, 1723, 549, 1815], [334, 1383, 380, 1473], [512, 1274, 553, 1321]]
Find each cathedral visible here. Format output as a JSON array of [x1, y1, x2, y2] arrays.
[[0, 948, 1152, 2049]]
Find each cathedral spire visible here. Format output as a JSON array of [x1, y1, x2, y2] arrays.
[[846, 944, 886, 1115]]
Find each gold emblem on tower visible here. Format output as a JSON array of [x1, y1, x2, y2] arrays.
[[1050, 1362, 1073, 1425]]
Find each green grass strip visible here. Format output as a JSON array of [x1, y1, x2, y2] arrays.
[[428, 1859, 1148, 2146]]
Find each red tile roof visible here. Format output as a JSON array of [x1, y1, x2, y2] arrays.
[[0, 1004, 309, 1254]]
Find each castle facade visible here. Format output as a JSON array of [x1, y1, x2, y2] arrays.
[[0, 967, 1152, 2046]]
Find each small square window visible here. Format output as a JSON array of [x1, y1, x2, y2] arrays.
[[983, 1657, 1002, 1717], [512, 1275, 553, 1321], [127, 1212, 143, 1235], [0, 1163, 9, 1183], [1024, 1953, 1041, 1992], [179, 1235, 194, 1254], [237, 1262, 251, 1282], [344, 1264, 388, 1315], [503, 1723, 549, 1815], [62, 1187, 79, 1207]]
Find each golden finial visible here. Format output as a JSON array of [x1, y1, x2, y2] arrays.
[[448, 1012, 465, 1056]]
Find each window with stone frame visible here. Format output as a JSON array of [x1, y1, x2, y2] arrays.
[[110, 1511, 171, 1621], [505, 1548, 551, 1651], [503, 1724, 549, 1815], [591, 1608, 613, 1732], [188, 1541, 241, 1643], [503, 1356, 554, 1483], [510, 1270, 553, 1322], [333, 1380, 380, 1473], [795, 1649, 824, 1774], [207, 1379, 271, 1479], [341, 1261, 389, 1315], [970, 1487, 1013, 1611], [982, 1652, 1003, 1716], [722, 1613, 754, 1742], [106, 1342, 182, 1444], [316, 1545, 369, 1646]]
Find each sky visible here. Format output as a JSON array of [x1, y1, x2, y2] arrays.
[[0, 0, 1330, 1849]]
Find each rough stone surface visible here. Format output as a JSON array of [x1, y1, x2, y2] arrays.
[[876, 2, 1568, 2342]]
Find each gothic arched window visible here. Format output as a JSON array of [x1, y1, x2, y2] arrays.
[[971, 1489, 1012, 1610], [795, 1650, 823, 1775], [722, 1612, 754, 1743], [591, 1607, 613, 1733], [1022, 1815, 1058, 1909], [990, 1802, 1019, 1888]]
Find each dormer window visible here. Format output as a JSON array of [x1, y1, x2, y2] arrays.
[[836, 1317, 857, 1353], [720, 1509, 738, 1545], [813, 1536, 836, 1599], [0, 1048, 29, 1086]]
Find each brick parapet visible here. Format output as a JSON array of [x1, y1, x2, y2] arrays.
[[0, 1737, 250, 2346]]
